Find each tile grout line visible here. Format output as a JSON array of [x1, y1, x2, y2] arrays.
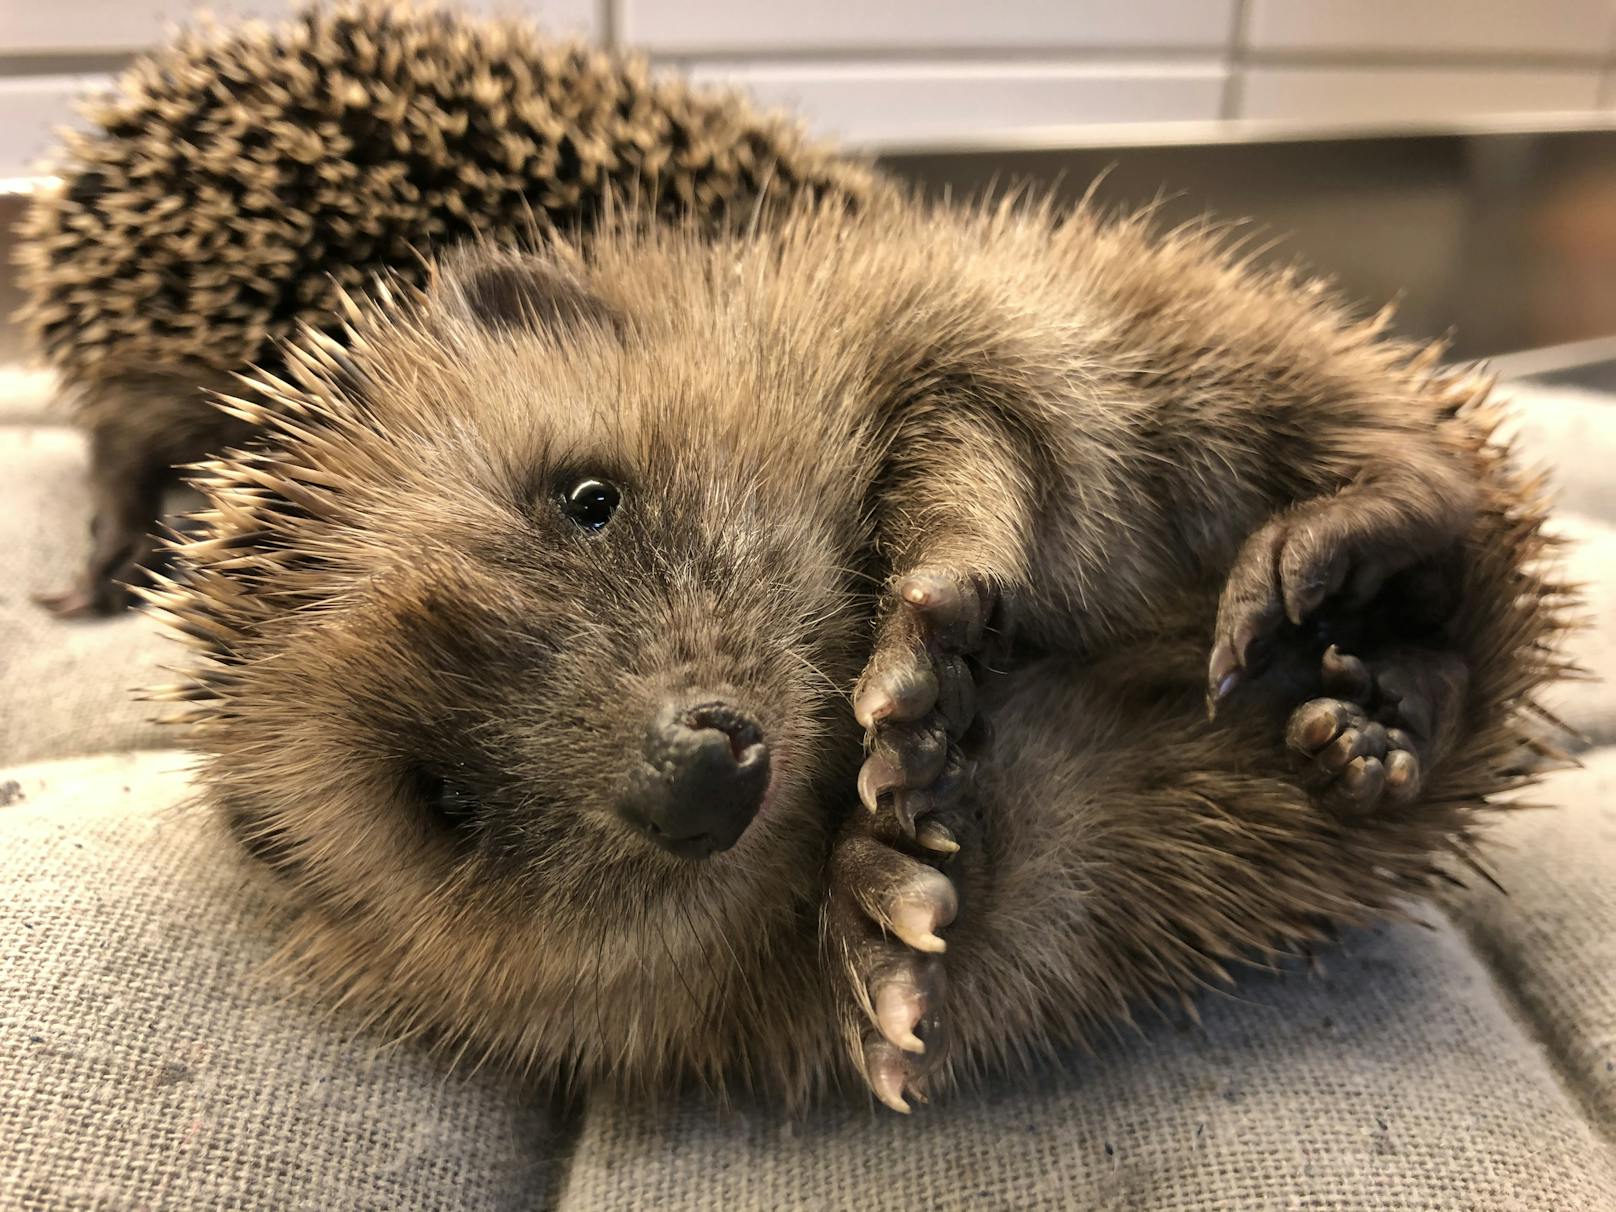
[[1598, 2, 1616, 108], [1220, 0, 1252, 120]]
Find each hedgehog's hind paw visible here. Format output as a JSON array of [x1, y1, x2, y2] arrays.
[[1287, 643, 1468, 817], [853, 567, 999, 831], [825, 805, 961, 1112]]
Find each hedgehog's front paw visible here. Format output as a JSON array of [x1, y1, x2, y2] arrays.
[[853, 568, 998, 834], [824, 795, 963, 1113], [1286, 644, 1468, 817]]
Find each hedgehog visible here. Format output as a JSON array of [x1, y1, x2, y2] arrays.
[[141, 187, 1576, 1114], [14, 0, 882, 616]]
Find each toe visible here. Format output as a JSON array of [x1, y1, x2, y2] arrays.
[[1279, 543, 1346, 625], [863, 1036, 913, 1113], [1287, 698, 1363, 755], [1319, 727, 1370, 772], [1320, 644, 1372, 702], [870, 955, 942, 1055], [885, 867, 958, 953], [854, 660, 939, 731], [833, 834, 960, 955], [1328, 755, 1386, 814], [1383, 748, 1422, 803], [1319, 720, 1389, 773], [860, 717, 949, 813], [898, 568, 993, 653], [932, 653, 977, 740], [1208, 522, 1287, 707], [876, 982, 926, 1054], [890, 745, 973, 835]]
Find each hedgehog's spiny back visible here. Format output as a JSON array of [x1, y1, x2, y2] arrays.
[[15, 0, 878, 384]]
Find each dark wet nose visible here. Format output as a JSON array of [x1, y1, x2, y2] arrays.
[[617, 700, 771, 859]]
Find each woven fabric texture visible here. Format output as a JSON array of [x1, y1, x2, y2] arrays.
[[0, 425, 175, 765], [0, 751, 566, 1211], [1450, 747, 1616, 1137], [1540, 512, 1616, 749], [1496, 382, 1616, 525], [563, 914, 1616, 1212]]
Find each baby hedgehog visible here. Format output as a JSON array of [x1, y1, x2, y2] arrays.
[[14, 0, 878, 615], [147, 191, 1574, 1114]]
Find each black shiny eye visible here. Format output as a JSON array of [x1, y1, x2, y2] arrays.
[[414, 768, 482, 834], [559, 477, 621, 532]]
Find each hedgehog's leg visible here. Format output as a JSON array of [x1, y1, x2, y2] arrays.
[[823, 759, 969, 1112], [854, 394, 1034, 828], [1206, 469, 1477, 712], [35, 427, 167, 619], [1287, 642, 1470, 817], [836, 419, 1031, 1109]]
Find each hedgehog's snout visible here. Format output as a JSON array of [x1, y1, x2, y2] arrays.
[[616, 698, 771, 859]]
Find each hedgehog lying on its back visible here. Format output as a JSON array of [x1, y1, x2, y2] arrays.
[[149, 193, 1571, 1113], [16, 0, 879, 615]]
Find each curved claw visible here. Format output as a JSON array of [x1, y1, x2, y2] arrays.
[[915, 818, 960, 856], [858, 752, 902, 813], [829, 778, 962, 1113], [871, 956, 942, 1055], [859, 718, 949, 815], [876, 983, 927, 1054], [886, 867, 958, 953], [864, 1038, 913, 1113], [891, 745, 973, 836], [1320, 643, 1372, 702]]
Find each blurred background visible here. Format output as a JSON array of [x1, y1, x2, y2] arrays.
[[5, 1, 1616, 370]]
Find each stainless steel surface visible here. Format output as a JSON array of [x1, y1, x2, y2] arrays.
[[1488, 334, 1616, 382], [871, 113, 1616, 158], [879, 127, 1616, 362]]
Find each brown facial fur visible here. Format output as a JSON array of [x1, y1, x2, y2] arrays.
[[150, 192, 1575, 1111]]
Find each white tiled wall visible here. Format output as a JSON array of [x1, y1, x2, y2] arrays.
[[0, 0, 598, 177], [5, 0, 1616, 176], [624, 1, 1237, 54], [1244, 0, 1614, 57], [0, 75, 114, 180], [686, 62, 1229, 146], [0, 0, 598, 52]]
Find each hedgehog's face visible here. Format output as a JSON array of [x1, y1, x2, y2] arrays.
[[361, 447, 845, 872], [175, 248, 867, 1086]]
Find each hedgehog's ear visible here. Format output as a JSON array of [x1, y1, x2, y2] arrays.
[[449, 258, 622, 341]]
